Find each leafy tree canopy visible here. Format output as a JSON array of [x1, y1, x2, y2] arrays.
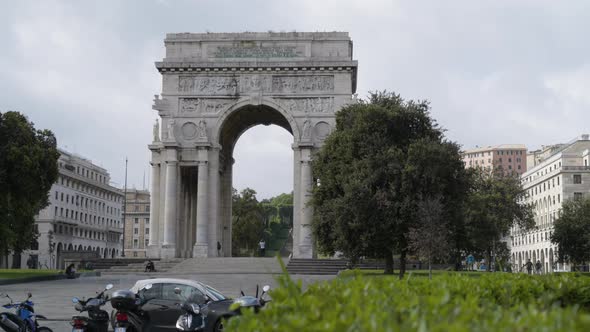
[[311, 91, 469, 277], [0, 111, 59, 259], [551, 196, 590, 269], [464, 168, 535, 270]]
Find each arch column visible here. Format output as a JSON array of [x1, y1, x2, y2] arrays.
[[161, 148, 179, 259], [148, 162, 160, 247], [297, 146, 314, 258], [193, 147, 210, 257]]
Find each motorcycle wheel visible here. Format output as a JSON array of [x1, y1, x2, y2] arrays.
[[214, 319, 224, 332]]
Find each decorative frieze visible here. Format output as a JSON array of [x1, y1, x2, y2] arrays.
[[178, 75, 334, 95], [279, 97, 334, 113], [179, 98, 233, 114]]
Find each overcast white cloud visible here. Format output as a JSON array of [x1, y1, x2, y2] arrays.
[[0, 0, 588, 199]]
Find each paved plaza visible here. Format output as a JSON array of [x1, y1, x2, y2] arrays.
[[0, 272, 334, 330]]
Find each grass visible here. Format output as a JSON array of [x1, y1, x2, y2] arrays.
[[0, 269, 61, 279], [339, 268, 590, 279]]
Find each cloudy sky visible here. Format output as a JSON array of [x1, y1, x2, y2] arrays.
[[1, 0, 589, 199]]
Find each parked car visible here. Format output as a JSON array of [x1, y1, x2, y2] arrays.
[[111, 278, 261, 332]]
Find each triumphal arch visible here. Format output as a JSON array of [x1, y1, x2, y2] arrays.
[[147, 32, 357, 259]]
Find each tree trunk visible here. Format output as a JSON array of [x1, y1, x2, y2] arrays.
[[486, 249, 492, 272], [428, 256, 432, 280], [11, 251, 22, 269], [399, 250, 407, 280], [384, 250, 394, 275]]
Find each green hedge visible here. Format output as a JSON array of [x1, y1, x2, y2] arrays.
[[227, 269, 590, 331]]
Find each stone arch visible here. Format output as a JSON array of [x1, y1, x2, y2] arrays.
[[213, 97, 301, 147], [148, 32, 356, 260]]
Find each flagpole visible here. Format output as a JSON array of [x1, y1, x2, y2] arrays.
[[121, 157, 128, 257]]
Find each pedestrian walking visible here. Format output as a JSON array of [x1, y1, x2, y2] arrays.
[[524, 259, 533, 274], [535, 260, 543, 275], [258, 239, 266, 257]]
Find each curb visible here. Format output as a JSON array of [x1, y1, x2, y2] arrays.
[[0, 271, 101, 285]]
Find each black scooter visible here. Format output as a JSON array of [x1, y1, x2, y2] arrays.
[[110, 284, 154, 332], [70, 284, 113, 332], [173, 287, 207, 332]]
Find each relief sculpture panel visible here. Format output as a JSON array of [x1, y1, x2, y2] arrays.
[[178, 75, 334, 95], [179, 98, 233, 114], [279, 97, 334, 113]]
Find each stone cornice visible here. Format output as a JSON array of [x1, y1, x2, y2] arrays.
[[155, 61, 357, 73], [165, 31, 351, 42]]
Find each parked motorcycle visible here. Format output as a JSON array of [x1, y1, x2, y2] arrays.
[[173, 287, 207, 332], [234, 284, 271, 313], [110, 284, 154, 332], [70, 284, 113, 332], [0, 292, 53, 332]]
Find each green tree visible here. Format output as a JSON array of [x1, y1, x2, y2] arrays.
[[311, 91, 468, 277], [464, 168, 535, 271], [408, 196, 449, 280], [551, 196, 590, 270], [0, 111, 59, 267], [232, 188, 265, 256]]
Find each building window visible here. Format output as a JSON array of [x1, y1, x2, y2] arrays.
[[574, 192, 583, 200], [145, 239, 149, 247], [145, 218, 149, 224], [133, 252, 138, 257], [517, 165, 521, 170], [145, 228, 149, 235], [134, 228, 138, 235], [134, 218, 139, 224], [145, 205, 150, 212], [134, 205, 139, 212], [133, 239, 138, 249], [574, 174, 582, 184], [557, 177, 560, 186]]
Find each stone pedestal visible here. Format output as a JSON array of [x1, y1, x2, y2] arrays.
[[192, 243, 209, 257], [147, 245, 161, 259], [160, 245, 176, 259]]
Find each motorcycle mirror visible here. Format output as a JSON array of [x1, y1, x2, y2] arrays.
[[174, 287, 182, 295], [262, 285, 270, 293], [27, 293, 32, 299], [190, 304, 201, 315], [72, 297, 79, 303], [105, 284, 113, 290]]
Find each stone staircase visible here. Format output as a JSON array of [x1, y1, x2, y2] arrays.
[[286, 259, 387, 275], [96, 258, 183, 274], [168, 257, 286, 274]]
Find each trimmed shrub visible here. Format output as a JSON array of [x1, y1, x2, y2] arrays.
[[227, 270, 590, 331]]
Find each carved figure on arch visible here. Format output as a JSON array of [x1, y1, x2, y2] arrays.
[[153, 118, 160, 142], [196, 120, 208, 140], [166, 120, 176, 142], [302, 118, 312, 140]]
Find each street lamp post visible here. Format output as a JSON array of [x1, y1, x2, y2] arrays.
[[121, 157, 128, 257]]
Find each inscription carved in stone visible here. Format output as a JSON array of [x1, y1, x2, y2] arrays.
[[178, 75, 334, 94], [213, 46, 302, 58], [180, 98, 233, 114], [279, 97, 334, 113]]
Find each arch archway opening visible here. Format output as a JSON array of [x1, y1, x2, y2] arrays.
[[219, 105, 295, 258]]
